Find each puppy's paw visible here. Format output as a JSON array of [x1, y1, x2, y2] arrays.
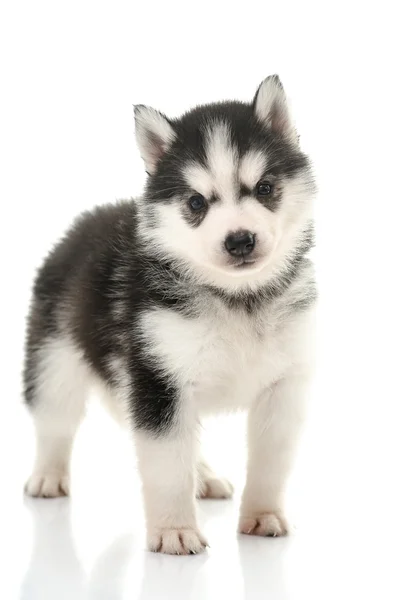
[[238, 512, 288, 537], [25, 472, 70, 498], [148, 527, 208, 555], [197, 476, 234, 499]]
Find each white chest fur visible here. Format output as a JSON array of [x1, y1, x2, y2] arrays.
[[139, 301, 313, 415]]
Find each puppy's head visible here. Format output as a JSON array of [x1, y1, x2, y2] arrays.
[[135, 76, 315, 291]]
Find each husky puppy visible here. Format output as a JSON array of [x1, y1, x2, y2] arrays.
[[24, 75, 316, 555]]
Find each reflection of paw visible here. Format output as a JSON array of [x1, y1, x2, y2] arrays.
[[25, 472, 70, 498], [239, 512, 288, 537], [148, 528, 208, 555], [197, 476, 234, 499]]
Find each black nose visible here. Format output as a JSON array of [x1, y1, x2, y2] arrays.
[[224, 230, 256, 257]]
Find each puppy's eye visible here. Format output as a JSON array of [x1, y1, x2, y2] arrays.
[[188, 194, 206, 211], [256, 182, 273, 196]]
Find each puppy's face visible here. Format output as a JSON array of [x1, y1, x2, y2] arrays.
[[135, 76, 315, 290]]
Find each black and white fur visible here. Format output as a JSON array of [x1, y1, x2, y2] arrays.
[[24, 75, 316, 555]]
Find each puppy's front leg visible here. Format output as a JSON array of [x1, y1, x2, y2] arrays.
[[239, 370, 309, 537], [134, 391, 207, 555]]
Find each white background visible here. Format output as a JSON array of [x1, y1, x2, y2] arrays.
[[1, 1, 397, 598]]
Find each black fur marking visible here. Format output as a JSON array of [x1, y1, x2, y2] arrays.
[[240, 184, 252, 197], [127, 355, 180, 434], [23, 202, 193, 434], [258, 187, 283, 212], [239, 180, 282, 211], [144, 101, 313, 214]]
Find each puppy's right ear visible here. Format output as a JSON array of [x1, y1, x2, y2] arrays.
[[134, 105, 176, 175]]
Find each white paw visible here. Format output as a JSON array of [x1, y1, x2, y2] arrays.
[[197, 476, 234, 499], [239, 512, 288, 537], [25, 472, 70, 498], [148, 527, 208, 555]]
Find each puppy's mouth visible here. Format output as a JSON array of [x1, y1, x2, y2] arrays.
[[234, 259, 256, 269]]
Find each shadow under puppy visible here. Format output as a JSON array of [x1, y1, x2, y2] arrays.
[[24, 75, 316, 554]]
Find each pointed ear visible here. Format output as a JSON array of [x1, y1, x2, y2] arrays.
[[253, 75, 298, 144], [134, 105, 176, 174]]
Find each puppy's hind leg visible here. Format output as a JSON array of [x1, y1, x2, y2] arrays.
[[196, 457, 234, 499], [24, 335, 90, 498]]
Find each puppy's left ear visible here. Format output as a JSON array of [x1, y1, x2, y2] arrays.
[[134, 105, 176, 175], [254, 75, 298, 144]]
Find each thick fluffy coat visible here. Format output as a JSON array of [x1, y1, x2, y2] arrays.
[[24, 75, 316, 554]]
